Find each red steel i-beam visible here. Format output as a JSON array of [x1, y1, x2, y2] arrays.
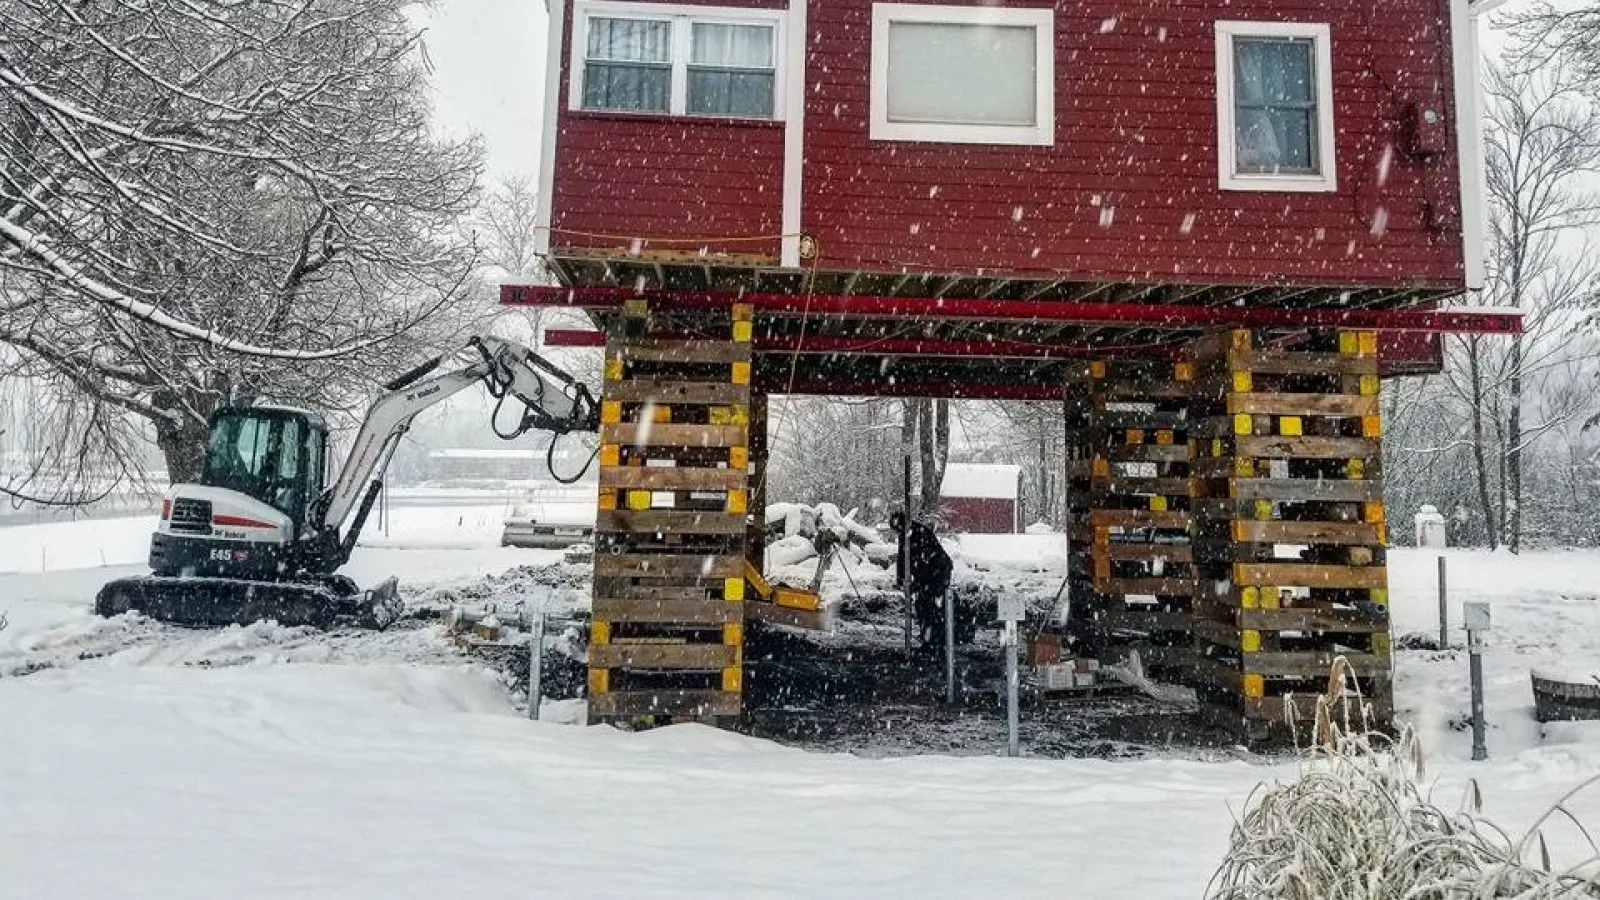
[[540, 328, 1182, 360], [503, 285, 1522, 334]]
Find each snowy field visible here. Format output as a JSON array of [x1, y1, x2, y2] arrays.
[[2, 514, 1598, 897]]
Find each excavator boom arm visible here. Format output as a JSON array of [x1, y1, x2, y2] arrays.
[[314, 336, 599, 540]]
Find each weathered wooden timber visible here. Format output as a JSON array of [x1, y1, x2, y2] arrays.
[[1186, 329, 1394, 738]]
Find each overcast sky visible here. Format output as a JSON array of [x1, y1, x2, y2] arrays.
[[421, 0, 550, 180]]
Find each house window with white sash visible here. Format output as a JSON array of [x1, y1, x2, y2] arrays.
[[869, 3, 1055, 146], [1215, 21, 1337, 192], [572, 2, 783, 120]]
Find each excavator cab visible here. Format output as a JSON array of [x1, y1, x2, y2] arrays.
[[201, 406, 328, 531]]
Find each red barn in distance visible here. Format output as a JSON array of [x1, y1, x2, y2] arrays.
[[939, 463, 1022, 534], [508, 0, 1519, 734]]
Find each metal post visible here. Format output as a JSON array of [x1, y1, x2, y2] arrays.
[[1437, 555, 1448, 648], [1004, 619, 1020, 757], [944, 584, 957, 704], [1468, 638, 1486, 760], [1463, 601, 1491, 761]]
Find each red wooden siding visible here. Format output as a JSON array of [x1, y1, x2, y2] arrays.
[[550, 0, 786, 258], [549, 0, 1467, 290], [803, 0, 1464, 287], [940, 498, 1018, 534]]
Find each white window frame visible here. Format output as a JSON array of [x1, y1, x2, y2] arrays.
[[569, 0, 787, 120], [869, 3, 1055, 146], [1215, 20, 1336, 192]]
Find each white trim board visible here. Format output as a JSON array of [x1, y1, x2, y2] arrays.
[[534, 0, 567, 257], [868, 3, 1055, 146], [780, 0, 807, 267], [1214, 20, 1337, 193], [1454, 0, 1487, 290]]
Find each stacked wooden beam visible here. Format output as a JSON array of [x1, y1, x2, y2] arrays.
[[1064, 360, 1197, 676], [1187, 329, 1393, 738], [588, 299, 754, 727]]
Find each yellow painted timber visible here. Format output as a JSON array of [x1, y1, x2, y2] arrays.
[[1241, 629, 1262, 652], [1232, 371, 1253, 392], [601, 400, 622, 424], [1174, 361, 1194, 381], [1358, 331, 1378, 356], [1278, 416, 1303, 437], [1233, 414, 1253, 436], [1156, 429, 1174, 445], [1126, 429, 1145, 444], [741, 561, 769, 598], [1090, 361, 1106, 378], [588, 668, 611, 694], [1361, 415, 1383, 438], [1359, 374, 1380, 396], [599, 444, 621, 467], [726, 489, 748, 514], [722, 666, 743, 692], [604, 355, 623, 381], [730, 446, 749, 469], [725, 576, 748, 602], [626, 490, 652, 511], [1241, 586, 1260, 609], [774, 587, 821, 611], [732, 302, 753, 322], [598, 489, 618, 511], [591, 620, 611, 644], [723, 622, 743, 646], [733, 320, 753, 343], [1243, 673, 1265, 698], [731, 361, 751, 385], [1363, 501, 1386, 523]]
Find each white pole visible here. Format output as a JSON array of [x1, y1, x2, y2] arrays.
[[1004, 618, 1020, 757], [528, 590, 548, 721]]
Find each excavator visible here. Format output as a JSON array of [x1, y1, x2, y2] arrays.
[[95, 336, 600, 629]]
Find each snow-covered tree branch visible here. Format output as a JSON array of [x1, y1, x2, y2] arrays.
[[0, 0, 485, 494]]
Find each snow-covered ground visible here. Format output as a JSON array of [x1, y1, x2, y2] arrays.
[[1, 515, 1597, 897]]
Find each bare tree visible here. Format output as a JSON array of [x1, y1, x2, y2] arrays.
[[1472, 60, 1600, 551], [1387, 55, 1600, 550], [0, 0, 484, 494]]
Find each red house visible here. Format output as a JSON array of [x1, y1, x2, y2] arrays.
[[513, 0, 1517, 732], [535, 0, 1485, 323]]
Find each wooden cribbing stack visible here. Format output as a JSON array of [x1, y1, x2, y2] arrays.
[[1187, 329, 1393, 738], [588, 298, 755, 727], [1064, 359, 1197, 677]]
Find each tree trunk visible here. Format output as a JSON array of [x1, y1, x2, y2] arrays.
[[154, 415, 210, 485], [1507, 332, 1524, 553], [917, 398, 949, 512], [901, 399, 917, 518], [1466, 339, 1500, 549]]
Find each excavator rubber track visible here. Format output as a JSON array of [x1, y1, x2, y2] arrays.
[[95, 575, 401, 630]]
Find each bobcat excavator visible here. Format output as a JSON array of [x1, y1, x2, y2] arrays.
[[95, 336, 600, 629]]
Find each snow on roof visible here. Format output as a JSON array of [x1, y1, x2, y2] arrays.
[[940, 463, 1021, 500]]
